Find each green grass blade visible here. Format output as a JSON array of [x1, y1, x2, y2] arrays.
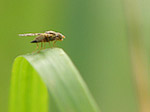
[[10, 48, 100, 112]]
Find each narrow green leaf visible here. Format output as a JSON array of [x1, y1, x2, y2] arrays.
[[10, 48, 100, 112]]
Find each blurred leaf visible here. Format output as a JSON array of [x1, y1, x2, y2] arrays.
[[10, 48, 100, 112]]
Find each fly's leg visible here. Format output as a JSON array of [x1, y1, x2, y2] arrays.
[[37, 41, 43, 53], [47, 37, 51, 48], [44, 42, 46, 49], [40, 41, 43, 50], [49, 41, 51, 48], [53, 41, 57, 47], [33, 43, 39, 53], [44, 38, 48, 49]]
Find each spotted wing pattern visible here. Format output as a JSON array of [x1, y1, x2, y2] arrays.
[[18, 33, 42, 37]]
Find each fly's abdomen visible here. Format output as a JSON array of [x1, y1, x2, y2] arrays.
[[31, 35, 44, 43], [31, 40, 38, 43]]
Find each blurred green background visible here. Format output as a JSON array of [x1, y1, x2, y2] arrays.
[[1, 0, 150, 112]]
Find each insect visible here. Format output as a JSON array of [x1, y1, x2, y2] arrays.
[[19, 30, 65, 52]]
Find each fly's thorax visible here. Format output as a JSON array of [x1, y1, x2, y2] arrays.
[[45, 31, 56, 34], [45, 31, 57, 38]]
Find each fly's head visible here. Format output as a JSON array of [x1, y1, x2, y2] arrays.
[[56, 33, 65, 41]]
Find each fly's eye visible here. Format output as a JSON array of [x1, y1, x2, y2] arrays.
[[62, 35, 65, 38]]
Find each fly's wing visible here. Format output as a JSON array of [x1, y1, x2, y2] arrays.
[[18, 33, 42, 37]]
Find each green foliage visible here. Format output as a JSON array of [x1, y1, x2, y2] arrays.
[[10, 48, 100, 112]]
